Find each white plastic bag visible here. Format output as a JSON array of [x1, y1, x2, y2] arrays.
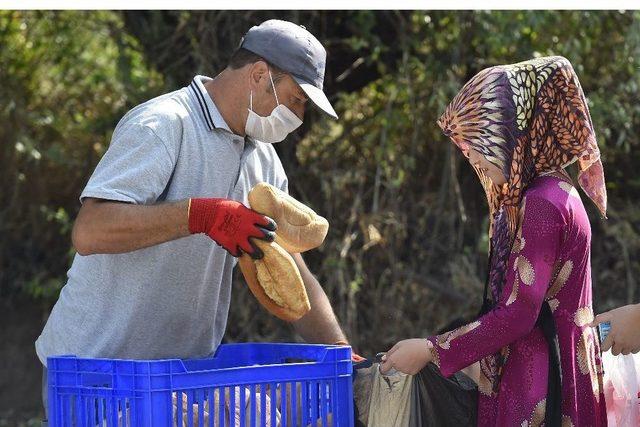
[[173, 386, 281, 427], [601, 351, 640, 426]]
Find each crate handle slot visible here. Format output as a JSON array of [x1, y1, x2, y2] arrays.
[[80, 372, 113, 388]]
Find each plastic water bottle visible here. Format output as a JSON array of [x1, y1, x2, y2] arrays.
[[599, 321, 611, 343]]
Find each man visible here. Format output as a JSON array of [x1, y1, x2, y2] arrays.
[[36, 19, 349, 420]]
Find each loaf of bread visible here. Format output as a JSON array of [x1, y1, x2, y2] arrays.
[[248, 182, 329, 253], [238, 240, 310, 322], [239, 183, 329, 321]]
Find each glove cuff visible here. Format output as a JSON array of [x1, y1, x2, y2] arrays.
[[188, 198, 219, 234]]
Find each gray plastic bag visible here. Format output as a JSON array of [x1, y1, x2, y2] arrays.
[[353, 363, 413, 427], [353, 363, 477, 427]]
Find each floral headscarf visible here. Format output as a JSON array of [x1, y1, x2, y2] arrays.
[[438, 56, 607, 302]]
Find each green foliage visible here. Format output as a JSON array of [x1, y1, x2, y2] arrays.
[[294, 10, 640, 350], [1, 10, 639, 356], [0, 11, 164, 299]]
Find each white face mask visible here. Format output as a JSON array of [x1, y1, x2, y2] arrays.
[[245, 70, 303, 143]]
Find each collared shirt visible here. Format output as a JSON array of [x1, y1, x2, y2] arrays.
[[36, 76, 288, 364]]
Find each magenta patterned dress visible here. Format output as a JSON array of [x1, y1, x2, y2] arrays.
[[428, 175, 607, 426]]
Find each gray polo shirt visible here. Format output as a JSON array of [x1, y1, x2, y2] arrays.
[[35, 75, 288, 365]]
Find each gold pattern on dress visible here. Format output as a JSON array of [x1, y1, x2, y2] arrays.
[[506, 275, 520, 306], [512, 235, 526, 254], [548, 298, 560, 312], [577, 328, 602, 397], [595, 358, 605, 403], [478, 356, 498, 397], [477, 369, 494, 397], [577, 329, 592, 374], [520, 400, 547, 427], [516, 255, 536, 285], [436, 321, 481, 350], [558, 181, 580, 198], [561, 415, 575, 427], [547, 260, 573, 298], [429, 343, 441, 368], [502, 345, 510, 364], [573, 306, 594, 328], [522, 399, 546, 427]]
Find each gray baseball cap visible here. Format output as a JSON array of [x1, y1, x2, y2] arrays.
[[240, 19, 338, 119]]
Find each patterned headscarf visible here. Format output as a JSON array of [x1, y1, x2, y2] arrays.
[[438, 56, 607, 302]]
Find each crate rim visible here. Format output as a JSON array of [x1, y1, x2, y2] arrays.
[[47, 341, 351, 358], [46, 342, 353, 374]]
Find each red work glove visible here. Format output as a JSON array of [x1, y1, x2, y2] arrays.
[[188, 198, 276, 259]]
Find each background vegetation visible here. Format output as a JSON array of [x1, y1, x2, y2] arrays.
[[1, 10, 638, 424]]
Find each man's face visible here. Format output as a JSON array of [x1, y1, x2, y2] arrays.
[[249, 61, 308, 121]]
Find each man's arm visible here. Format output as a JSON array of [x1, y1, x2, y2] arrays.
[[291, 253, 347, 344], [73, 197, 275, 258], [72, 198, 190, 255]]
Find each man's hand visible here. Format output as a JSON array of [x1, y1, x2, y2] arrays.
[[380, 338, 433, 375], [351, 353, 366, 363], [334, 340, 366, 363], [590, 304, 640, 355], [189, 198, 276, 259]]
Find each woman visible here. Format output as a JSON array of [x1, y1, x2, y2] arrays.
[[381, 56, 608, 426]]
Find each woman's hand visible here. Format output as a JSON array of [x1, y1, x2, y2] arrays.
[[590, 304, 640, 355], [379, 338, 434, 375]]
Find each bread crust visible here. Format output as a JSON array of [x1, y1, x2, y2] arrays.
[[248, 182, 329, 253], [238, 183, 328, 322], [238, 248, 310, 322]]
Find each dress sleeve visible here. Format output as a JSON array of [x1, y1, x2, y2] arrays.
[[427, 194, 565, 377]]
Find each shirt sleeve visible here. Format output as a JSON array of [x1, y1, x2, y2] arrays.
[[80, 123, 175, 205], [427, 194, 566, 377]]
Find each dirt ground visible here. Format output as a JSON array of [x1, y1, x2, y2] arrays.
[[0, 297, 46, 426]]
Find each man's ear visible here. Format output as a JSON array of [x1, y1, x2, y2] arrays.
[[248, 60, 269, 91]]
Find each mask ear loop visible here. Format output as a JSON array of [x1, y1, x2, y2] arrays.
[[268, 69, 280, 106], [249, 90, 253, 111]]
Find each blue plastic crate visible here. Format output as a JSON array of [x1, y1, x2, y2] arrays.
[[47, 343, 353, 426]]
